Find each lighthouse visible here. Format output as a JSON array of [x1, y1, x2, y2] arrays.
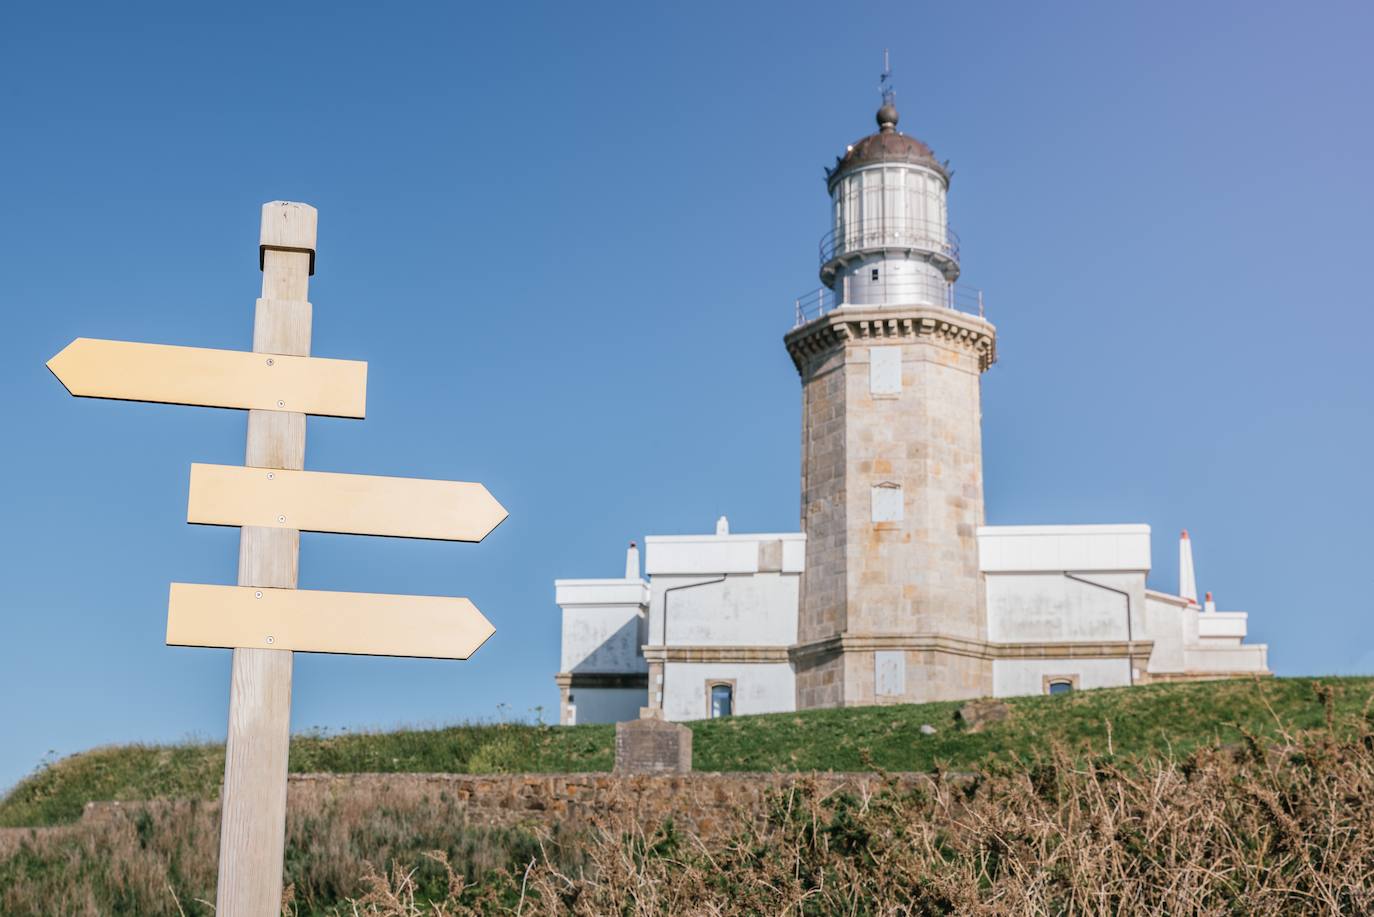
[[785, 75, 998, 707], [554, 65, 1271, 725]]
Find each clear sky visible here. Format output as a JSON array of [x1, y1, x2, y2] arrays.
[[1, 0, 1370, 791]]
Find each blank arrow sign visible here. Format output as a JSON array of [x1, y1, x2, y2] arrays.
[[47, 337, 367, 417], [187, 463, 508, 542], [167, 583, 495, 659]]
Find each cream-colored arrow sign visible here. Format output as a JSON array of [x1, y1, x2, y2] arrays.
[[166, 583, 494, 659], [47, 337, 367, 418], [187, 463, 507, 542]]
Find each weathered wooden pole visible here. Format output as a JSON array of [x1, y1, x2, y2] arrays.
[[216, 201, 316, 915]]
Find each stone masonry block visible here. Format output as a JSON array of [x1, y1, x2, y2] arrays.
[[615, 718, 693, 774]]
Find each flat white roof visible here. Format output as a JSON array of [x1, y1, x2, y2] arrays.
[[553, 578, 646, 587], [553, 579, 650, 607], [643, 532, 805, 544], [978, 524, 1151, 573], [978, 524, 1150, 536], [645, 531, 805, 575]]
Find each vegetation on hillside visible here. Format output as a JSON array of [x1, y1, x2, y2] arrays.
[[2, 676, 1372, 829], [0, 677, 1370, 915], [342, 722, 1374, 915]]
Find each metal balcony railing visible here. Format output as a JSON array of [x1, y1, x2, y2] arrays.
[[793, 279, 985, 328], [819, 218, 960, 268]]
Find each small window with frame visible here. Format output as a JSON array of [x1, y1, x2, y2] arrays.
[[1043, 674, 1079, 696], [707, 681, 735, 718]]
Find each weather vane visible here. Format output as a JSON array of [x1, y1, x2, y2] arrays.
[[879, 48, 895, 106]]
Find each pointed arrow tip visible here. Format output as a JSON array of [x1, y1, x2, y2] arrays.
[[46, 340, 80, 395], [453, 601, 497, 659], [482, 488, 510, 540], [469, 618, 497, 660]]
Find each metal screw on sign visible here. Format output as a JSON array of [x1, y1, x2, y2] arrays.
[[46, 201, 508, 917]]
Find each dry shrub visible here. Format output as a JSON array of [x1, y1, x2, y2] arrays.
[[0, 789, 550, 916], [3, 711, 1371, 915], [0, 800, 221, 916], [359, 728, 1374, 915]]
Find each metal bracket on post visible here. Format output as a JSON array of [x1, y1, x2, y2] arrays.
[[258, 200, 318, 275]]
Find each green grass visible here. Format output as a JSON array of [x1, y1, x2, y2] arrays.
[[3, 676, 1370, 828]]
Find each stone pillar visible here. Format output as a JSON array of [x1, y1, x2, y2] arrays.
[[614, 718, 692, 774], [786, 305, 997, 706]]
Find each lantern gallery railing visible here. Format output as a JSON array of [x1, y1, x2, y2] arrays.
[[793, 280, 986, 327], [819, 218, 960, 268]]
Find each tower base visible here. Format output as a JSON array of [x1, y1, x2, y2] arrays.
[[792, 635, 994, 707]]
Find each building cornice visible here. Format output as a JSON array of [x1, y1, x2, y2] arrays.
[[1144, 589, 1194, 608], [554, 672, 649, 689], [789, 633, 1155, 663], [784, 305, 997, 375], [1145, 670, 1272, 683], [642, 644, 792, 664]]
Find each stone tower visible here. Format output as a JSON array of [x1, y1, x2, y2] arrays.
[[785, 90, 997, 707]]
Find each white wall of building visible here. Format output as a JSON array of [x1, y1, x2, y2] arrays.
[[650, 573, 800, 647], [643, 528, 803, 721], [993, 659, 1132, 696], [987, 571, 1144, 644], [554, 523, 1269, 721], [980, 525, 1149, 655], [1143, 591, 1189, 673], [555, 579, 649, 675], [661, 662, 796, 721], [555, 570, 650, 725], [644, 532, 802, 649], [566, 688, 644, 727]]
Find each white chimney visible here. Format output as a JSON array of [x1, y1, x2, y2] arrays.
[[1179, 530, 1198, 605], [716, 515, 730, 536], [624, 541, 640, 580]]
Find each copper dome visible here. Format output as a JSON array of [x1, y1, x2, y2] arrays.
[[826, 103, 948, 191]]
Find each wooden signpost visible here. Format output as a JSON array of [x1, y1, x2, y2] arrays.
[[186, 463, 506, 541], [48, 338, 368, 417], [166, 584, 494, 659], [47, 201, 504, 916]]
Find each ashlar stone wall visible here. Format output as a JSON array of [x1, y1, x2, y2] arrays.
[[786, 306, 997, 707]]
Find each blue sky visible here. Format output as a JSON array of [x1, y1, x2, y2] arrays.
[[1, 0, 1370, 791]]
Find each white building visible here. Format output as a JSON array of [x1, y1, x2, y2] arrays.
[[557, 523, 1267, 724], [554, 77, 1269, 725]]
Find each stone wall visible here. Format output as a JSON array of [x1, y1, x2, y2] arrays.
[[2, 771, 946, 858], [278, 771, 935, 839], [797, 340, 849, 649], [786, 306, 998, 707]]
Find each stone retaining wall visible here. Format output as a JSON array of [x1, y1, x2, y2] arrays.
[[286, 771, 939, 838], [43, 771, 940, 841]]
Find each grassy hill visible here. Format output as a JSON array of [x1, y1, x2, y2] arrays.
[[3, 676, 1371, 829]]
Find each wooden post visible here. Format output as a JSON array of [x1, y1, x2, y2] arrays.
[[216, 201, 316, 916], [49, 199, 504, 913]]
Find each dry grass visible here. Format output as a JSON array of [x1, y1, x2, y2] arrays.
[[12, 677, 1373, 829], [0, 792, 554, 916], [339, 724, 1374, 915], [3, 682, 1372, 914]]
